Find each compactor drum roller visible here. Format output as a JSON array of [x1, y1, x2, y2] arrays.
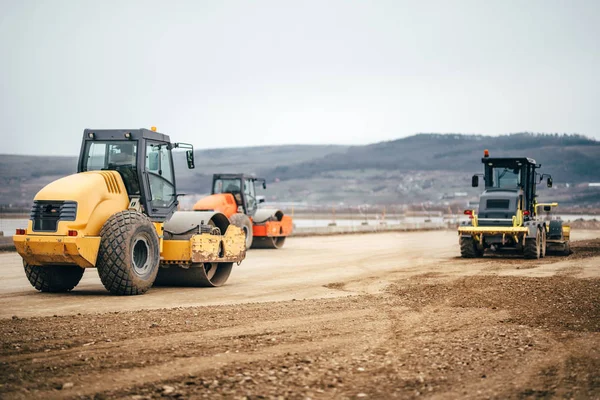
[[193, 173, 293, 250], [458, 150, 571, 259], [13, 128, 246, 295]]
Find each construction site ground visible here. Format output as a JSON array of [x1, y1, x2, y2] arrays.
[[0, 230, 599, 399]]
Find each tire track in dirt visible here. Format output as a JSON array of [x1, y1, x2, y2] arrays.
[[1, 301, 392, 399], [2, 309, 372, 365]]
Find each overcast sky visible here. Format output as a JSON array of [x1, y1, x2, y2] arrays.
[[1, 0, 598, 155]]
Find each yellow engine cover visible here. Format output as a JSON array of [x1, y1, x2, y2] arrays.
[[28, 171, 129, 236], [15, 171, 130, 267]]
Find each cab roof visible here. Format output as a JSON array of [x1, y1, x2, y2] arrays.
[[482, 157, 538, 166], [213, 173, 262, 180], [82, 128, 171, 144]]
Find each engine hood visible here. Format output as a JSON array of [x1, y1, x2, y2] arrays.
[[29, 171, 129, 236], [477, 189, 520, 226], [193, 193, 238, 218]]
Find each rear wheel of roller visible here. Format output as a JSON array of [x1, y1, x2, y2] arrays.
[[251, 236, 286, 249], [524, 229, 541, 259], [540, 228, 547, 258], [154, 262, 233, 287]]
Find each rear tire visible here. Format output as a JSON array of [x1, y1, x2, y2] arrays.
[[24, 262, 84, 292], [251, 236, 287, 249], [96, 211, 160, 295], [524, 229, 541, 259], [460, 237, 483, 258], [154, 262, 233, 287], [230, 213, 253, 249], [540, 228, 547, 258], [563, 241, 571, 256]]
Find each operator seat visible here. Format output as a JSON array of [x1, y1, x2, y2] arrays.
[[224, 184, 243, 205]]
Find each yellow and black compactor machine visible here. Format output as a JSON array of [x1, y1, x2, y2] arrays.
[[13, 128, 246, 295], [458, 150, 571, 259]]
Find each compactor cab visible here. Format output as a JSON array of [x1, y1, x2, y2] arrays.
[[470, 155, 542, 227], [78, 129, 195, 220], [210, 174, 266, 218], [14, 128, 246, 295], [194, 174, 293, 249], [458, 150, 570, 259]]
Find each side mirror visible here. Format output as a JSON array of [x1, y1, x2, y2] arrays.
[[186, 150, 195, 169], [471, 175, 479, 187], [262, 181, 267, 189], [547, 177, 552, 188]]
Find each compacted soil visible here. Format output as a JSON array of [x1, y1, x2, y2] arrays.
[[0, 230, 599, 399]]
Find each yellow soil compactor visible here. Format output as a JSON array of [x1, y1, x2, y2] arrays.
[[13, 128, 246, 295], [458, 150, 571, 259]]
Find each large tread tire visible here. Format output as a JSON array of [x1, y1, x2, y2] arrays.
[[24, 262, 84, 292], [460, 237, 483, 258], [96, 211, 160, 295], [563, 241, 572, 256], [154, 262, 233, 287], [251, 236, 286, 249], [230, 213, 253, 250], [524, 229, 541, 259], [540, 228, 547, 258]]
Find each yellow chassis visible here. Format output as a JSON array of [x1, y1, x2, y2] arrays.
[[457, 226, 529, 246], [14, 235, 101, 268], [14, 225, 246, 268], [458, 226, 528, 235]]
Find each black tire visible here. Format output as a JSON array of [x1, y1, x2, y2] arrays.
[[154, 262, 233, 287], [460, 237, 483, 258], [251, 236, 287, 249], [524, 229, 541, 259], [96, 211, 160, 295], [24, 262, 84, 292], [540, 228, 547, 258], [563, 241, 571, 256], [230, 213, 253, 249]]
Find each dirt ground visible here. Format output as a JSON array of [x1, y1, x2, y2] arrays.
[[0, 230, 599, 400]]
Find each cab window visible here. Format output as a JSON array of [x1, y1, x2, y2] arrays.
[[492, 167, 521, 188], [83, 141, 137, 171], [244, 178, 257, 214], [82, 141, 140, 195], [145, 143, 175, 209]]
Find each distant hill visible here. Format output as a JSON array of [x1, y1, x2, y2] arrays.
[[1, 133, 599, 208], [173, 144, 349, 197], [0, 145, 349, 207], [266, 133, 600, 183]]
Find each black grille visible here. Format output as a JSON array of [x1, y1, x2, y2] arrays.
[[478, 219, 513, 227], [486, 199, 510, 209], [30, 201, 77, 232]]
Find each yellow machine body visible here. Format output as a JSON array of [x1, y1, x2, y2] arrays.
[[161, 228, 246, 265], [458, 201, 570, 252], [14, 171, 129, 267], [14, 171, 246, 268]]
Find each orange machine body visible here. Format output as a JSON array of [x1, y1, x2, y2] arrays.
[[193, 194, 292, 238], [194, 193, 238, 219], [251, 215, 293, 238]]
